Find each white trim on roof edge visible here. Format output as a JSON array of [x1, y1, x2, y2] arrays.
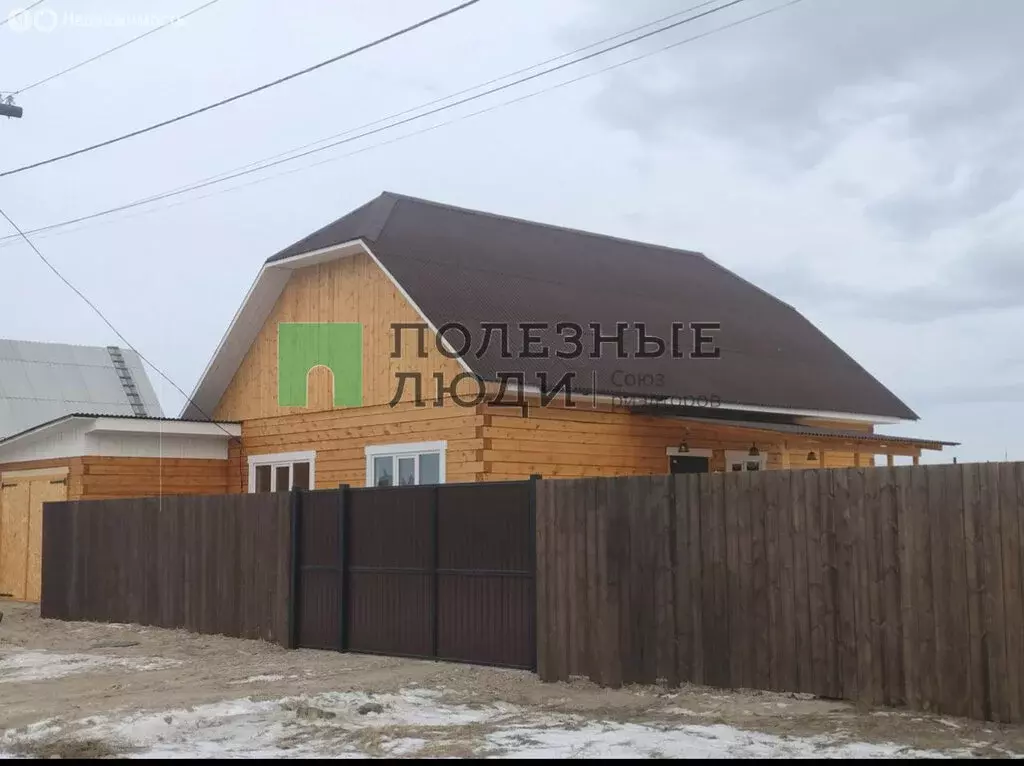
[[182, 241, 910, 426], [181, 239, 474, 420], [0, 415, 240, 464]]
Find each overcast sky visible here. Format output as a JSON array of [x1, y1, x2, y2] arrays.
[[1, 0, 1021, 463]]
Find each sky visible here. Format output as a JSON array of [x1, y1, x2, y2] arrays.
[[0, 0, 1021, 464]]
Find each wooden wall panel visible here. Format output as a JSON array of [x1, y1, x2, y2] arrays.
[[213, 253, 468, 421], [77, 457, 230, 500], [231, 398, 483, 491], [480, 402, 917, 480]]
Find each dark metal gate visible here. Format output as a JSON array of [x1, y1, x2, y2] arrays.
[[291, 479, 536, 670]]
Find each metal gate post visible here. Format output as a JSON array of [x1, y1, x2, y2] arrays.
[[529, 474, 541, 671], [338, 484, 350, 652], [287, 489, 302, 650], [430, 484, 440, 660]]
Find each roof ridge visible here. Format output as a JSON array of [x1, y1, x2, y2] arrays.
[[0, 338, 132, 352], [380, 190, 710, 261]]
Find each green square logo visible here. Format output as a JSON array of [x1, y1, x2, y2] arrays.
[[277, 323, 363, 407]]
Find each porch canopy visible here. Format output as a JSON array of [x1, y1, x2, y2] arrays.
[[639, 410, 957, 464]]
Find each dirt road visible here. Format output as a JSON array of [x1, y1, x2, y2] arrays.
[[1, 600, 1022, 758]]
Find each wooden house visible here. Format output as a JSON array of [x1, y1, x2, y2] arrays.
[[0, 193, 954, 600], [191, 192, 953, 489]]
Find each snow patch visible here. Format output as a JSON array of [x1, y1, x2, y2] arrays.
[[0, 687, 978, 759], [0, 651, 180, 684], [230, 675, 291, 685]]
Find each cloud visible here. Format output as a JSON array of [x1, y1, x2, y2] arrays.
[[748, 236, 1024, 324], [577, 0, 1024, 237]]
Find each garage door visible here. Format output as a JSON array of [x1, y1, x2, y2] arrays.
[[0, 470, 68, 602]]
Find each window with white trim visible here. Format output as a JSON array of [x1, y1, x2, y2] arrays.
[[365, 441, 446, 487], [724, 449, 767, 473], [248, 451, 316, 492]]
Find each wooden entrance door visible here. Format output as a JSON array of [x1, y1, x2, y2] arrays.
[[0, 471, 68, 601]]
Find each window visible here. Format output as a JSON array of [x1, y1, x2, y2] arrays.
[[365, 441, 446, 487], [248, 451, 315, 492], [724, 450, 767, 473]]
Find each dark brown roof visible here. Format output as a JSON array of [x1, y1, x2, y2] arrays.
[[268, 192, 918, 420]]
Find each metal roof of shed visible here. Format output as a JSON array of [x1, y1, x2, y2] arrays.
[[0, 339, 163, 440]]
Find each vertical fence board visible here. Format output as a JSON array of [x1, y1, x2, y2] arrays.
[[535, 479, 551, 681], [751, 472, 771, 691], [925, 465, 951, 713], [763, 472, 781, 690], [584, 479, 599, 682], [599, 478, 621, 687], [736, 472, 755, 689], [706, 473, 728, 688], [879, 466, 904, 707], [911, 464, 936, 711], [833, 469, 857, 700], [803, 470, 825, 697], [981, 463, 1009, 721], [896, 465, 919, 710], [651, 476, 676, 686], [819, 470, 841, 699], [862, 467, 884, 707], [724, 472, 742, 688], [999, 463, 1023, 723], [688, 474, 705, 685], [960, 463, 987, 720], [791, 469, 812, 693], [942, 465, 970, 717], [673, 475, 693, 683]]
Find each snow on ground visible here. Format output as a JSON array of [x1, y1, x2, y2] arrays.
[[0, 650, 180, 684], [0, 687, 969, 759]]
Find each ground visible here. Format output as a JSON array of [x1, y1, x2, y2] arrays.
[[1, 601, 1022, 759]]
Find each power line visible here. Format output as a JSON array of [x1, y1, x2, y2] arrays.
[[171, 0, 724, 188], [12, 0, 224, 95], [0, 0, 805, 248], [0, 0, 755, 243], [0, 0, 45, 27], [0, 0, 482, 178], [0, 201, 235, 435]]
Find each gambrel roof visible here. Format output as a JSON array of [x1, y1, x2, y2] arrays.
[[185, 192, 917, 423]]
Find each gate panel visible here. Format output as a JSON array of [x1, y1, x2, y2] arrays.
[[296, 490, 342, 650], [346, 486, 434, 658], [437, 482, 535, 668]]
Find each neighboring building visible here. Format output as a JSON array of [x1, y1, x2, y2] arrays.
[[0, 193, 956, 600], [0, 341, 228, 602], [0, 339, 164, 439]]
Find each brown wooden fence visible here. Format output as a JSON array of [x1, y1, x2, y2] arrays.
[[41, 493, 292, 644], [536, 463, 1024, 723], [39, 480, 536, 669]]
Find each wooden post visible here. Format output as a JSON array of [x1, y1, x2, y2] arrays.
[[886, 454, 894, 467], [819, 450, 827, 469]]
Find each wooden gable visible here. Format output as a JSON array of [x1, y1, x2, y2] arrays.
[[213, 253, 466, 421]]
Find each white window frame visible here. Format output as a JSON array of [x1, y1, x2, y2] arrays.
[[364, 440, 447, 487], [724, 449, 768, 473], [248, 450, 316, 492]]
